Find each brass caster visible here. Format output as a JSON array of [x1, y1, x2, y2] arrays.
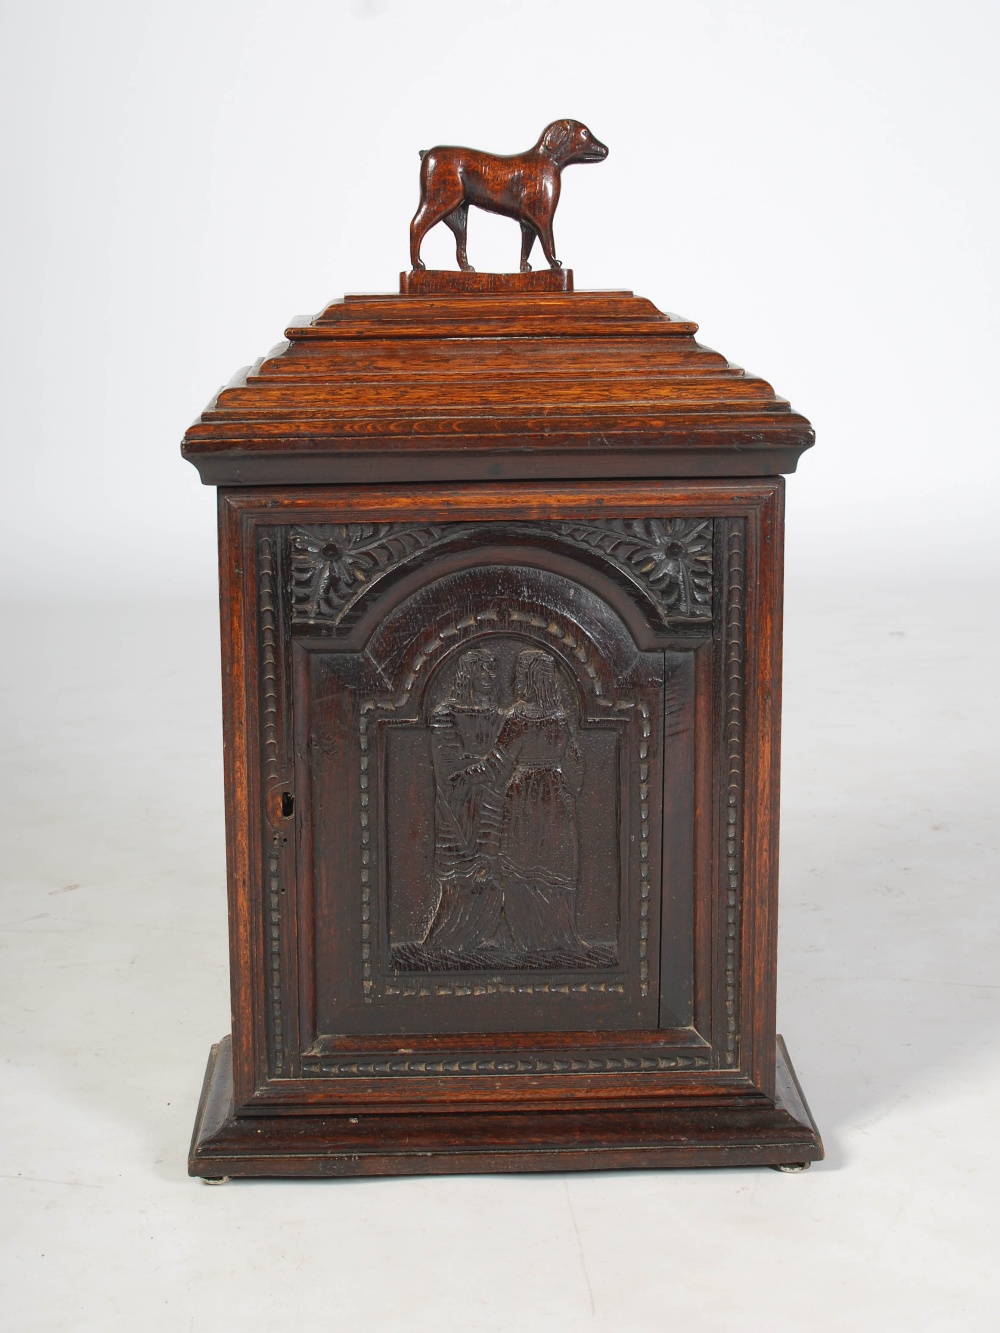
[[771, 1161, 811, 1173], [202, 1175, 232, 1186]]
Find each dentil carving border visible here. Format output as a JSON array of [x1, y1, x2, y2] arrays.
[[300, 1051, 711, 1076], [723, 521, 745, 1067], [259, 537, 285, 1075]]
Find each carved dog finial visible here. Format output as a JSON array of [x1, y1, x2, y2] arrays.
[[409, 120, 609, 274]]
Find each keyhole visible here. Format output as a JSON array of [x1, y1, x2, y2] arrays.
[[280, 792, 295, 818]]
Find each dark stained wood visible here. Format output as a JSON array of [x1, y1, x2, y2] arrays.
[[400, 268, 573, 294], [306, 558, 666, 1038], [408, 120, 608, 274], [189, 1035, 822, 1178], [202, 479, 805, 1117], [181, 291, 814, 486], [184, 279, 821, 1175]]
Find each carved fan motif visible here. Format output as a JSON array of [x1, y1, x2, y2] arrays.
[[289, 523, 450, 622], [557, 519, 713, 618]]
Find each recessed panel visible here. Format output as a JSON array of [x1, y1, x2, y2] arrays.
[[307, 563, 671, 1036], [386, 635, 621, 973]]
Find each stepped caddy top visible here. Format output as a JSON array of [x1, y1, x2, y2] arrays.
[[181, 125, 813, 486]]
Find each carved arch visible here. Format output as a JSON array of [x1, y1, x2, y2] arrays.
[[288, 519, 713, 648], [347, 563, 663, 1007]]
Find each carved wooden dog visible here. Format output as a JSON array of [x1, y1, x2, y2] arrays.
[[409, 120, 608, 274]]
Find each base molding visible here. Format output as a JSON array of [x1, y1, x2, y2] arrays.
[[189, 1035, 823, 1179], [399, 268, 573, 294]]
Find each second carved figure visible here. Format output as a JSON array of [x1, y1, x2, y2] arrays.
[[423, 646, 604, 969]]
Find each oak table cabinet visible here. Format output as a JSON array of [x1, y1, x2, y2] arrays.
[[182, 283, 823, 1178]]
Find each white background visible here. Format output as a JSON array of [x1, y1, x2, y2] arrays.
[[1, 2, 997, 1330]]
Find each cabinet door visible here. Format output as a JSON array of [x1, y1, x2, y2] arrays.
[[222, 483, 783, 1111]]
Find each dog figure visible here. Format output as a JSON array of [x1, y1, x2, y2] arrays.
[[409, 120, 609, 274]]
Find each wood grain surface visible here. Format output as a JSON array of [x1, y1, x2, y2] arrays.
[[182, 291, 814, 485], [184, 286, 820, 1176]]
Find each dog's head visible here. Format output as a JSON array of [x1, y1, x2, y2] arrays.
[[539, 120, 609, 167]]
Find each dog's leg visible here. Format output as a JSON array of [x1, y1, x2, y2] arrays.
[[411, 198, 464, 271], [409, 203, 433, 272], [531, 213, 562, 270], [410, 172, 466, 272], [519, 221, 537, 273], [443, 204, 474, 272]]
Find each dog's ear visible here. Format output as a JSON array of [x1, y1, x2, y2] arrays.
[[539, 120, 573, 160]]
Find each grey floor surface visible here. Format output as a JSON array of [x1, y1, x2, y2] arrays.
[[1, 581, 996, 1331]]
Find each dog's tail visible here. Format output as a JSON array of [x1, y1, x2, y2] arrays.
[[418, 149, 428, 161]]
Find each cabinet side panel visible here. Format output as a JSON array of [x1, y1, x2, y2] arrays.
[[217, 491, 262, 1105], [742, 480, 785, 1097]]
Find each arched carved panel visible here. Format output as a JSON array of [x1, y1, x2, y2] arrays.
[[303, 563, 671, 1037]]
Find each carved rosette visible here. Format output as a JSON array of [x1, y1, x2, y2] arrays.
[[554, 518, 712, 620], [290, 524, 451, 624]]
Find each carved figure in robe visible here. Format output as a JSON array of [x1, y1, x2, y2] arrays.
[[424, 646, 587, 961], [423, 648, 504, 948], [488, 649, 587, 954]]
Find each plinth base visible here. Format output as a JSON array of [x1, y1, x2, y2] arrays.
[[399, 268, 573, 294], [189, 1036, 823, 1179]]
